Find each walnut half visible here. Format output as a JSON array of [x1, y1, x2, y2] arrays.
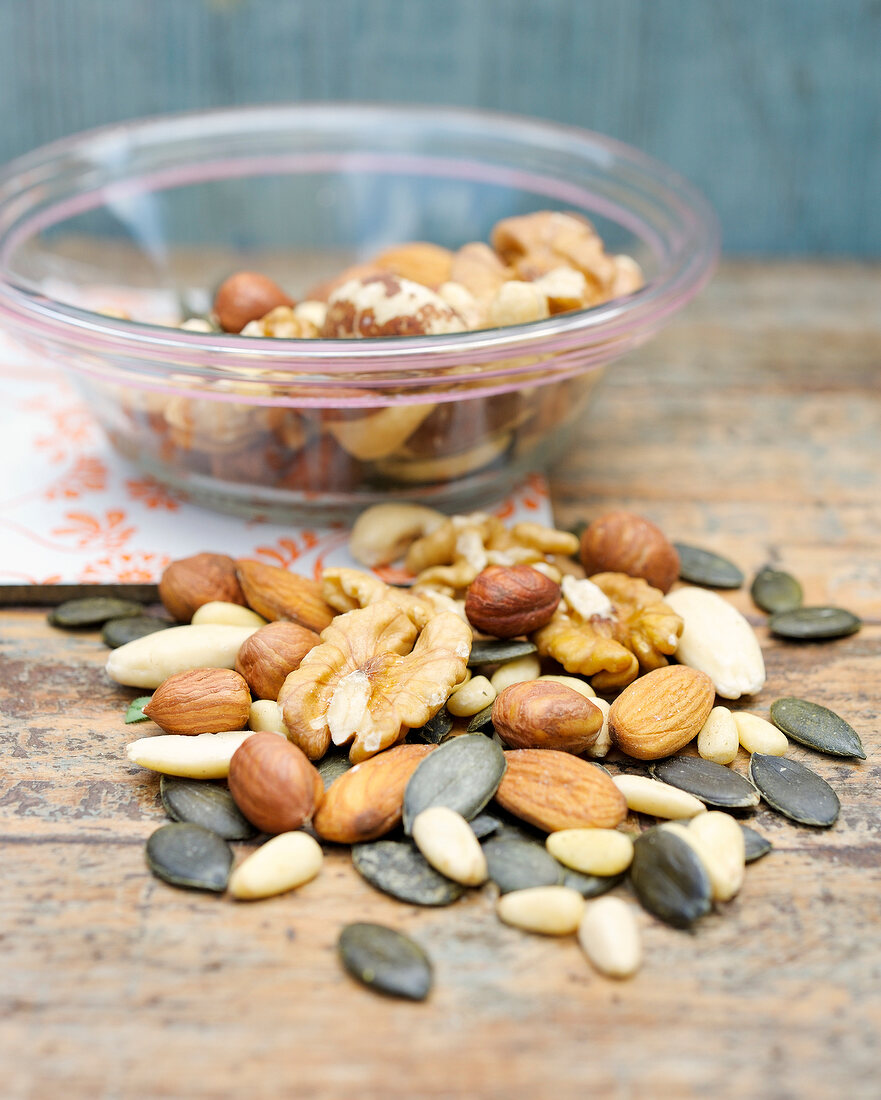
[[279, 601, 471, 763]]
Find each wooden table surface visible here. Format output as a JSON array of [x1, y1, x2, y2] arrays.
[[2, 262, 879, 1100]]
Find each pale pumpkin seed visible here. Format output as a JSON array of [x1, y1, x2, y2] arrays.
[[629, 827, 712, 928], [466, 704, 495, 733], [741, 824, 773, 862], [160, 776, 256, 840], [124, 696, 152, 724], [748, 753, 840, 827], [482, 836, 563, 894], [402, 734, 506, 834], [673, 544, 744, 589], [750, 566, 803, 614], [338, 922, 432, 1001], [102, 615, 171, 649], [562, 869, 626, 899], [410, 708, 454, 744], [468, 640, 537, 668], [317, 748, 354, 790], [769, 697, 865, 759], [768, 606, 861, 641], [352, 840, 464, 907], [650, 757, 760, 810], [145, 822, 232, 892], [49, 596, 145, 629]]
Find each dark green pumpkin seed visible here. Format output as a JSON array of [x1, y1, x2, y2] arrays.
[[562, 869, 626, 898], [629, 827, 712, 928], [402, 734, 506, 834], [102, 615, 171, 648], [768, 606, 861, 641], [673, 544, 744, 589], [466, 704, 495, 733], [145, 823, 232, 891], [160, 776, 256, 840], [48, 597, 145, 629], [468, 811, 502, 839], [352, 841, 463, 906], [769, 697, 865, 759], [410, 708, 454, 744], [750, 567, 803, 614], [468, 640, 537, 668], [749, 753, 840, 827], [317, 748, 354, 790], [482, 837, 562, 894], [741, 825, 773, 862], [125, 696, 152, 724], [650, 757, 760, 810], [338, 922, 432, 1001]]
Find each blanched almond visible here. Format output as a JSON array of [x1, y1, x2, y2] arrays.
[[106, 624, 259, 688], [126, 731, 255, 779]]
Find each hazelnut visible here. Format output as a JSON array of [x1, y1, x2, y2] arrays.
[[143, 668, 252, 735], [579, 512, 680, 593], [492, 680, 603, 754], [228, 732, 323, 834], [465, 564, 561, 638], [213, 271, 293, 333], [321, 273, 466, 338], [235, 621, 320, 700], [159, 553, 247, 623]]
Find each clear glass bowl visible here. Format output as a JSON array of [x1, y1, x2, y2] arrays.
[[0, 105, 718, 520]]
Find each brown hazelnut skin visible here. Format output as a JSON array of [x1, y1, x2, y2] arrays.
[[235, 621, 320, 701], [159, 552, 247, 622], [579, 511, 680, 593], [465, 564, 560, 638], [228, 733, 323, 834], [492, 681, 602, 754], [213, 271, 293, 333]]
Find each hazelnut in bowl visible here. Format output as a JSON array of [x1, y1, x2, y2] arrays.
[[0, 105, 718, 519]]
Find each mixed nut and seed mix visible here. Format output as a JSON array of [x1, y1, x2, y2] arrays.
[[51, 505, 865, 998]]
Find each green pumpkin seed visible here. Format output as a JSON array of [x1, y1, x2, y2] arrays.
[[160, 776, 256, 840], [750, 567, 803, 614], [650, 757, 760, 810], [125, 696, 152, 724], [402, 734, 506, 834], [466, 704, 495, 733], [749, 753, 840, 827], [338, 922, 432, 1001], [629, 827, 712, 928], [673, 544, 744, 589], [562, 869, 626, 898], [769, 697, 865, 759], [145, 822, 232, 891], [741, 825, 773, 862], [317, 748, 354, 790], [482, 837, 563, 894], [48, 597, 145, 629], [468, 812, 502, 839], [468, 640, 537, 668], [768, 606, 861, 641], [352, 840, 463, 906], [102, 615, 171, 648], [410, 708, 454, 744]]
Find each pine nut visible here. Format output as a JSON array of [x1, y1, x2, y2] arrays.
[[446, 675, 496, 717], [578, 896, 642, 979], [228, 831, 323, 900], [546, 828, 633, 876], [613, 774, 706, 819], [697, 706, 740, 765], [411, 806, 487, 886], [734, 712, 788, 756], [496, 886, 586, 935]]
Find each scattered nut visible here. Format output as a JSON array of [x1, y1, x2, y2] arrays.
[[106, 624, 260, 689], [126, 730, 256, 779], [697, 706, 740, 765], [411, 806, 488, 886], [348, 502, 447, 567], [235, 621, 320, 700], [489, 654, 542, 694], [612, 774, 706, 819], [496, 886, 586, 936], [578, 896, 642, 979], [579, 511, 680, 593], [143, 668, 252, 735], [465, 564, 561, 638], [733, 712, 789, 756], [447, 674, 496, 717], [236, 559, 335, 633], [372, 241, 454, 289], [247, 699, 289, 737], [321, 273, 467, 337], [214, 271, 293, 333], [228, 732, 323, 834], [546, 829, 634, 877], [191, 601, 267, 628], [491, 681, 602, 754], [159, 553, 247, 623], [228, 831, 323, 900], [608, 665, 716, 760]]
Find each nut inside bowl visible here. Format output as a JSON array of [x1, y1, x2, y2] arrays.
[[0, 104, 718, 520]]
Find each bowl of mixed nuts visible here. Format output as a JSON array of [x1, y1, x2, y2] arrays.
[[0, 105, 718, 518]]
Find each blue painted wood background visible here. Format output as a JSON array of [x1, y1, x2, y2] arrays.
[[0, 0, 879, 255]]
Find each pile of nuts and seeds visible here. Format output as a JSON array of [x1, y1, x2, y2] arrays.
[[104, 212, 643, 497], [50, 505, 865, 999]]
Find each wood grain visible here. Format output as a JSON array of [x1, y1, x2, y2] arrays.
[[2, 262, 880, 1098]]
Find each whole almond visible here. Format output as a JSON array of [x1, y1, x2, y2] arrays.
[[492, 681, 603, 754], [159, 553, 247, 622], [312, 744, 434, 844], [228, 732, 323, 834], [106, 624, 260, 688], [236, 560, 335, 633], [235, 621, 320, 700], [143, 668, 251, 735], [465, 565, 561, 638], [228, 831, 323, 900], [494, 749, 628, 832], [608, 665, 716, 760], [579, 511, 680, 593]]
